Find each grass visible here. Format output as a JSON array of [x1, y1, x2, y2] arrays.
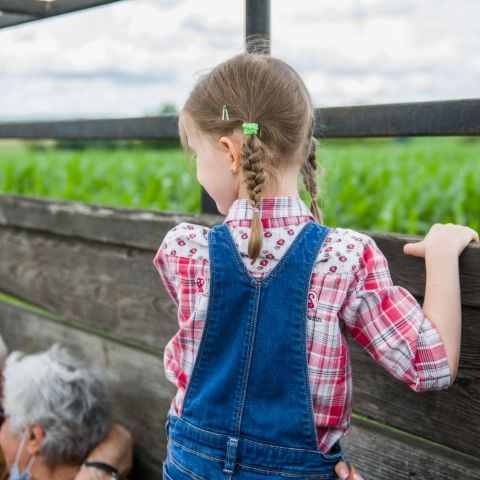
[[0, 136, 478, 235]]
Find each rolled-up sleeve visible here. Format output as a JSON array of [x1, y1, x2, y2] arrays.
[[339, 235, 452, 392]]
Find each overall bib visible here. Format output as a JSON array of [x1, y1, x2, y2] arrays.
[[163, 221, 346, 479]]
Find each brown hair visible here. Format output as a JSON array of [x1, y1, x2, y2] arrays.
[[179, 40, 324, 264]]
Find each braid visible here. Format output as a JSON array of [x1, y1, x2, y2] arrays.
[[301, 135, 324, 224], [241, 133, 266, 264]]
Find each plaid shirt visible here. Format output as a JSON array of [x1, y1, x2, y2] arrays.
[[153, 196, 451, 453]]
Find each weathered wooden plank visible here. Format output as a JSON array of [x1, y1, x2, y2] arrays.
[[2, 221, 478, 357], [1, 223, 479, 458], [1, 195, 479, 458], [346, 314, 480, 459], [0, 195, 478, 306], [341, 414, 480, 479], [1, 301, 479, 479], [373, 230, 480, 308], [0, 300, 174, 479], [0, 194, 220, 250], [0, 225, 176, 352]]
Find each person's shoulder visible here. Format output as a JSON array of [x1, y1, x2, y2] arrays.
[[314, 225, 373, 275], [156, 222, 210, 261]]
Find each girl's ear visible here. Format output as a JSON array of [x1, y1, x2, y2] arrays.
[[219, 136, 242, 174]]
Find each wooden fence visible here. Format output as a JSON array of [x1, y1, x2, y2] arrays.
[[0, 194, 478, 478]]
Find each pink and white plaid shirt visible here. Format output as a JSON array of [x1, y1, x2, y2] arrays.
[[153, 196, 451, 453]]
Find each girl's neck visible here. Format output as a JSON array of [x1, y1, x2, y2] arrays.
[[236, 174, 301, 199]]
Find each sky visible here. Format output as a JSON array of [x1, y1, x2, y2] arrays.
[[0, 0, 478, 121]]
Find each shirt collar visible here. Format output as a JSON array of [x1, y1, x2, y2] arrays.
[[223, 196, 316, 223]]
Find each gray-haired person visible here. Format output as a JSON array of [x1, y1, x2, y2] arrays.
[[0, 344, 130, 480]]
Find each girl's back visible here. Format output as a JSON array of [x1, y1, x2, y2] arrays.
[[154, 196, 451, 479]]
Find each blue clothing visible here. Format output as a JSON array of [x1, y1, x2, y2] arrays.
[[162, 221, 346, 479]]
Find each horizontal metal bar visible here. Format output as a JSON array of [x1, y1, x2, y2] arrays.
[[0, 0, 123, 28], [0, 115, 179, 139], [0, 98, 478, 139], [319, 98, 480, 137], [0, 12, 36, 28], [0, 0, 48, 16]]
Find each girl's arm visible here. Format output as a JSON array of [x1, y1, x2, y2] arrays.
[[339, 235, 451, 393], [404, 223, 479, 385], [423, 248, 461, 383]]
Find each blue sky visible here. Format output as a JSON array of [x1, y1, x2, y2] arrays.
[[0, 0, 478, 121]]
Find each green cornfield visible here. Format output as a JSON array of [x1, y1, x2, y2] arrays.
[[0, 136, 478, 235]]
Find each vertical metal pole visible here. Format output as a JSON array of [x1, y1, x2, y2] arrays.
[[245, 0, 270, 54], [200, 0, 271, 215]]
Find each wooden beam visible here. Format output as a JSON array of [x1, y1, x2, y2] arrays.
[[1, 296, 480, 479], [0, 195, 479, 460]]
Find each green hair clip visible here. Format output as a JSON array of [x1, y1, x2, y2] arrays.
[[242, 122, 259, 136]]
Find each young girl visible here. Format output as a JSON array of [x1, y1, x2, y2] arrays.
[[153, 51, 478, 480]]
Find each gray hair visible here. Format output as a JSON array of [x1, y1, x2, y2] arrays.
[[0, 334, 7, 368], [3, 344, 112, 465]]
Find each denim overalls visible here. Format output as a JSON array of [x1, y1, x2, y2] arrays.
[[162, 221, 346, 479]]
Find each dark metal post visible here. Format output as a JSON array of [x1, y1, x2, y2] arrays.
[[245, 0, 270, 53], [200, 190, 218, 215]]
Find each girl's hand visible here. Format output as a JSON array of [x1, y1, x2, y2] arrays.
[[335, 460, 364, 480], [403, 223, 479, 258]]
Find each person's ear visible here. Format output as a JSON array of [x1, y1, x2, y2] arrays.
[[25, 424, 44, 456], [218, 136, 242, 174]]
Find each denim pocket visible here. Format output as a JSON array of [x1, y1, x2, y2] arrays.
[[167, 439, 221, 480]]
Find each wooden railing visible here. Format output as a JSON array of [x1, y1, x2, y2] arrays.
[[0, 195, 478, 478]]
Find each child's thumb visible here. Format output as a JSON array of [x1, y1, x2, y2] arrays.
[[403, 241, 424, 257]]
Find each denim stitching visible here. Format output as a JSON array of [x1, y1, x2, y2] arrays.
[[173, 415, 343, 456], [168, 446, 210, 480], [170, 437, 337, 479], [169, 437, 224, 462], [162, 462, 174, 480], [173, 415, 225, 438], [226, 279, 260, 436], [236, 460, 335, 479], [233, 285, 261, 435]]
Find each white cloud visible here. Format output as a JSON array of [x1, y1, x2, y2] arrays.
[[0, 0, 478, 120]]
